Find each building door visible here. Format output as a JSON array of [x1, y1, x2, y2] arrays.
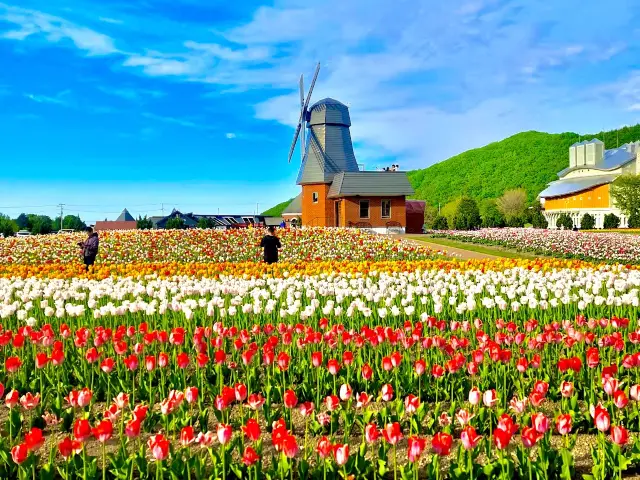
[[335, 201, 341, 227]]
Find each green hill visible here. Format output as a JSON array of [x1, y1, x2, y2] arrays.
[[409, 124, 640, 206], [262, 198, 294, 216], [265, 124, 640, 211]]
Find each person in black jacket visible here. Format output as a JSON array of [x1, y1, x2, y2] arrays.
[[78, 227, 99, 271], [260, 226, 282, 264]]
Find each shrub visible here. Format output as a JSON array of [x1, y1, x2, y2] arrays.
[[165, 217, 186, 230], [0, 215, 17, 237], [556, 213, 573, 230], [580, 213, 595, 230], [507, 216, 525, 228], [137, 216, 154, 230], [480, 199, 505, 228], [197, 217, 217, 229], [603, 213, 620, 229], [423, 205, 438, 229], [453, 197, 482, 230], [432, 215, 449, 230], [628, 213, 640, 228]]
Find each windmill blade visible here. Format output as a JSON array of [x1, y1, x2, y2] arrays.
[[301, 62, 320, 115], [299, 74, 305, 163], [299, 74, 304, 112], [287, 122, 302, 163]]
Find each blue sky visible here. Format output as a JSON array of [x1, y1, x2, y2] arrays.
[[0, 0, 639, 222]]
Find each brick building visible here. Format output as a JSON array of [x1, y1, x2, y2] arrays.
[[290, 98, 414, 233]]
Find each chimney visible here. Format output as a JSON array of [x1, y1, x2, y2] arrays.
[[585, 139, 604, 166], [569, 143, 577, 168], [575, 141, 586, 167]]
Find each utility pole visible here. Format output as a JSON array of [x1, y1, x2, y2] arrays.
[[58, 204, 64, 231], [256, 203, 259, 215], [161, 203, 164, 216]]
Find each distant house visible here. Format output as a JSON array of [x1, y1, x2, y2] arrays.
[[94, 208, 137, 231], [151, 209, 273, 230], [282, 194, 302, 224]]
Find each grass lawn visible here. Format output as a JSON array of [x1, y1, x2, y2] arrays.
[[407, 235, 544, 260]]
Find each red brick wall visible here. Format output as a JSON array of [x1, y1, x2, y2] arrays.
[[341, 196, 406, 227], [301, 184, 334, 226], [94, 221, 137, 231]]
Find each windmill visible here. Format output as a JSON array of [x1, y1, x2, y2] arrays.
[[287, 63, 360, 184], [288, 62, 321, 164]]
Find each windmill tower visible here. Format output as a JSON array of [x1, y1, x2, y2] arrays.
[[288, 63, 360, 185]]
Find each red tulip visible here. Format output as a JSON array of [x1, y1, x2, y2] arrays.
[[593, 405, 610, 432], [483, 389, 497, 407], [299, 401, 314, 417], [5, 389, 19, 408], [432, 432, 453, 456], [407, 436, 426, 462], [381, 384, 394, 402], [460, 426, 482, 450], [316, 436, 332, 458], [125, 419, 141, 438], [5, 356, 22, 373], [73, 419, 92, 443], [58, 437, 83, 458], [100, 358, 115, 373], [556, 414, 572, 435], [247, 393, 265, 410], [312, 351, 323, 367], [24, 427, 45, 451], [325, 395, 340, 412], [180, 426, 196, 446], [185, 386, 198, 404], [282, 434, 299, 458], [382, 422, 403, 445], [531, 413, 549, 434], [277, 352, 290, 371], [365, 423, 380, 443], [611, 425, 629, 445], [414, 359, 426, 376], [327, 359, 341, 376], [382, 356, 393, 372], [493, 427, 512, 449], [145, 355, 156, 371], [560, 381, 574, 398], [361, 363, 373, 380], [468, 387, 481, 406], [404, 394, 420, 414], [20, 392, 40, 410], [613, 390, 628, 409], [242, 419, 261, 442], [283, 389, 298, 409], [521, 426, 542, 448], [331, 443, 348, 466], [242, 446, 260, 466], [35, 352, 49, 369], [586, 347, 600, 368], [124, 354, 139, 371], [356, 392, 371, 408], [11, 443, 29, 464], [92, 420, 113, 443], [217, 423, 233, 445], [148, 434, 170, 460]]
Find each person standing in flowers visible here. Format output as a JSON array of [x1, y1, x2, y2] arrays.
[[260, 226, 282, 264], [77, 227, 99, 271]]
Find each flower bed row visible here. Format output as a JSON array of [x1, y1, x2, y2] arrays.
[[0, 228, 434, 265], [1, 268, 640, 477], [427, 228, 640, 263]]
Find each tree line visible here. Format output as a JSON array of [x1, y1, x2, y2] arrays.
[[0, 213, 87, 237], [425, 188, 548, 231]]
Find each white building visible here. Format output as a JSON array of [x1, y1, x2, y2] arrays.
[[539, 139, 640, 229]]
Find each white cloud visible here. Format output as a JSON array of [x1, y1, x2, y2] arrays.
[[0, 3, 117, 55], [24, 89, 71, 106], [225, 132, 236, 139], [142, 112, 208, 129], [629, 104, 640, 112], [99, 17, 123, 25]]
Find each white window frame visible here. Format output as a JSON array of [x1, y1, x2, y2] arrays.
[[381, 199, 391, 219], [224, 217, 238, 224], [242, 217, 255, 224], [312, 192, 319, 203], [359, 200, 370, 219]]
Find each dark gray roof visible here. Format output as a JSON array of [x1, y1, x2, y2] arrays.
[[558, 143, 636, 177], [282, 194, 302, 214], [296, 123, 360, 184], [307, 98, 351, 127], [539, 174, 617, 198], [116, 209, 135, 222], [327, 171, 415, 198]]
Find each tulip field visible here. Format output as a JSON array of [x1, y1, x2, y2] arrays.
[[427, 228, 640, 264], [2, 229, 640, 479]]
